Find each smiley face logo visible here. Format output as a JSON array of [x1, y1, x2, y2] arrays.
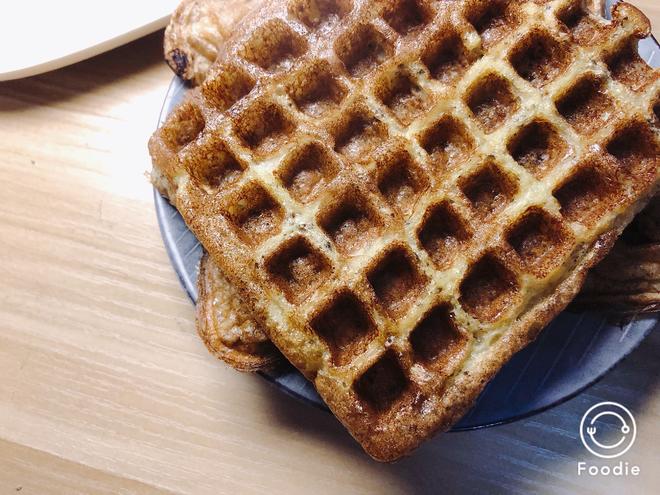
[[580, 402, 636, 459]]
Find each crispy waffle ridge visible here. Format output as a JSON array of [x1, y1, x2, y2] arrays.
[[150, 0, 660, 460]]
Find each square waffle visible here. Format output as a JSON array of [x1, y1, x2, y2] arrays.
[[150, 0, 660, 460], [161, 0, 659, 366]]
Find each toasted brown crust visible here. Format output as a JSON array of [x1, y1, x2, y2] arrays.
[[197, 252, 283, 371], [195, 197, 658, 372], [322, 222, 625, 460], [574, 195, 659, 314], [151, 0, 660, 461], [159, 0, 659, 374], [197, 252, 286, 371], [164, 0, 259, 85], [165, 0, 659, 319]]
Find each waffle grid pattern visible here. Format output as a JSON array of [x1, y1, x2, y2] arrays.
[[151, 0, 660, 460]]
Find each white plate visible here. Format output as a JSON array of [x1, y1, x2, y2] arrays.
[[0, 0, 179, 81]]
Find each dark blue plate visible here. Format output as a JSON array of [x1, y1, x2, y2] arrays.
[[154, 1, 658, 430]]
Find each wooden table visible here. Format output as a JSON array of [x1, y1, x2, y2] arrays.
[[0, 4, 658, 494]]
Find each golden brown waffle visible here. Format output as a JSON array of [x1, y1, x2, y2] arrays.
[[163, 0, 658, 365], [197, 253, 284, 370], [575, 195, 659, 313], [198, 195, 660, 371], [164, 0, 608, 85], [197, 252, 283, 370], [165, 0, 259, 84], [151, 0, 660, 460]]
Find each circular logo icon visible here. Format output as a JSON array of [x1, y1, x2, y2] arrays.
[[580, 402, 636, 459]]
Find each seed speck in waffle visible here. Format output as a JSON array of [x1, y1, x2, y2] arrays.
[[150, 0, 660, 460]]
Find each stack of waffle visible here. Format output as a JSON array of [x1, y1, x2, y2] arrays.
[[151, 0, 659, 460]]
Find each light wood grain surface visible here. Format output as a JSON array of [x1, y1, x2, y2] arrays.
[[0, 3, 658, 494]]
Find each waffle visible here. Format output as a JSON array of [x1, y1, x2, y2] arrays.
[[163, 0, 608, 87], [198, 193, 660, 372], [197, 252, 283, 370], [165, 0, 259, 84], [575, 195, 660, 313], [164, 0, 658, 370], [150, 0, 660, 460]]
